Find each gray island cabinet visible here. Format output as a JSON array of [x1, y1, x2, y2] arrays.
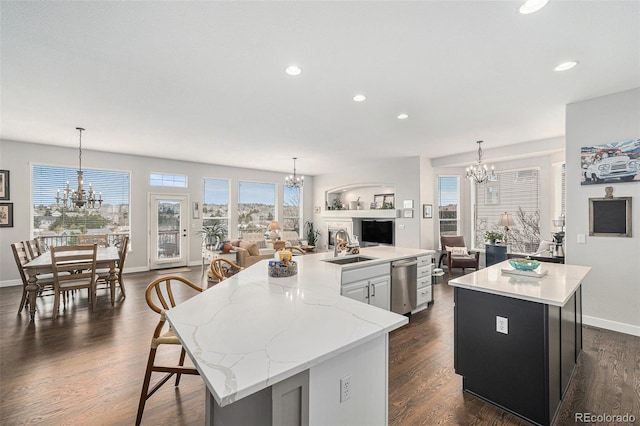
[[449, 260, 591, 426]]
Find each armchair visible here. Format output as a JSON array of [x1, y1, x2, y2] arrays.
[[439, 236, 479, 277]]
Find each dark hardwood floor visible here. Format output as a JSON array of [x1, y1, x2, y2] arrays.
[[1, 268, 638, 425]]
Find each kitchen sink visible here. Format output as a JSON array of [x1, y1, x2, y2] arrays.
[[322, 256, 377, 265]]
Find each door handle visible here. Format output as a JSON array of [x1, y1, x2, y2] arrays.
[[371, 283, 375, 297], [366, 285, 370, 300]]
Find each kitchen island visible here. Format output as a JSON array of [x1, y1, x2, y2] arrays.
[[166, 246, 433, 426], [449, 260, 591, 426]]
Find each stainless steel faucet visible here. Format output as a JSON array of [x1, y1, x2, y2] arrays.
[[333, 228, 351, 257]]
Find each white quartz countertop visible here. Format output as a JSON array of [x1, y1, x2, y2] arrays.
[[448, 260, 592, 306], [166, 246, 433, 407]]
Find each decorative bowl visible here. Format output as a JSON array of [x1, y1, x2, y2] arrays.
[[268, 260, 298, 278], [508, 258, 540, 271]]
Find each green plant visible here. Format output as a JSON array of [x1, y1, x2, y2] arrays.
[[381, 201, 394, 209], [197, 220, 227, 245], [485, 230, 504, 241], [304, 221, 321, 246]]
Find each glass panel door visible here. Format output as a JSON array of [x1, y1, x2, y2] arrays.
[[149, 194, 188, 269]]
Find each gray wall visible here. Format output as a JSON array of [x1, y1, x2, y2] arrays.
[[0, 140, 314, 285], [566, 88, 640, 336]]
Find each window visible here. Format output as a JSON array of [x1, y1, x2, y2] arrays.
[[438, 176, 459, 238], [150, 173, 187, 188], [202, 178, 230, 239], [473, 168, 541, 252], [283, 185, 301, 233], [238, 181, 275, 236], [32, 164, 130, 246]]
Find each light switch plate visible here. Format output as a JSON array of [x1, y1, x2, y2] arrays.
[[577, 234, 586, 244], [496, 316, 508, 334]]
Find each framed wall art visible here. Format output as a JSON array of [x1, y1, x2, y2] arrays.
[[0, 203, 13, 227], [580, 138, 640, 185], [423, 204, 433, 219], [0, 170, 9, 200]]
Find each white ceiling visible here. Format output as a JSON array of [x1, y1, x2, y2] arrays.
[[1, 1, 639, 176]]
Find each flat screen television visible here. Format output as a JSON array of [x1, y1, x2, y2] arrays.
[[361, 220, 394, 245]]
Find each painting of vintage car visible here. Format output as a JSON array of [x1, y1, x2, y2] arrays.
[[581, 139, 640, 184]]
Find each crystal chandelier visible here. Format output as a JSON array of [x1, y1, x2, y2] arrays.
[[465, 140, 496, 184], [55, 127, 103, 209], [285, 157, 304, 188]]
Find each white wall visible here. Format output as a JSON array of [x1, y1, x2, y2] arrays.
[[566, 88, 640, 336], [0, 140, 314, 285]]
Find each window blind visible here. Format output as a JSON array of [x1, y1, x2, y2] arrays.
[[474, 168, 541, 252]]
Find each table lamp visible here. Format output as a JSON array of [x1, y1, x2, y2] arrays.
[[497, 212, 516, 244], [268, 221, 281, 240]]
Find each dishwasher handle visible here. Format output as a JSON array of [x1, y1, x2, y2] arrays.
[[392, 259, 418, 268]]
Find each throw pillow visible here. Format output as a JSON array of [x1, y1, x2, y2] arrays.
[[288, 239, 300, 247], [239, 241, 260, 256], [256, 240, 267, 249], [446, 246, 468, 256]]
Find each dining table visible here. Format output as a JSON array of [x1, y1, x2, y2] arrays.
[[22, 246, 121, 320]]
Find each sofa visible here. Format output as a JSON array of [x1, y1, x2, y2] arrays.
[[229, 239, 274, 267]]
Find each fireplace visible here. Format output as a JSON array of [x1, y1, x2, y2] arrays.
[[323, 221, 353, 249]]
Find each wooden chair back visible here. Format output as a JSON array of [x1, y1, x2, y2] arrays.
[[145, 275, 203, 316], [209, 258, 244, 282], [118, 236, 130, 275], [24, 239, 44, 260], [50, 245, 98, 289], [77, 234, 109, 247], [11, 242, 30, 286]]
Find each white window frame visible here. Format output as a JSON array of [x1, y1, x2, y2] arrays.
[[437, 175, 461, 242], [150, 172, 187, 188]]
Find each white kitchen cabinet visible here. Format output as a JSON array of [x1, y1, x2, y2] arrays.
[[342, 275, 390, 310], [341, 263, 391, 311], [412, 254, 433, 313]]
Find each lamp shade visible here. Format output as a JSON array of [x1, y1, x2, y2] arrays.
[[497, 212, 515, 227], [268, 221, 281, 231]]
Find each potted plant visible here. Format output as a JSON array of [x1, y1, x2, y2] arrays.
[[304, 221, 321, 247], [197, 220, 227, 249], [484, 230, 504, 244]]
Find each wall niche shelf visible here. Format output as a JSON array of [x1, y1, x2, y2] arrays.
[[325, 182, 396, 213], [321, 209, 399, 219]]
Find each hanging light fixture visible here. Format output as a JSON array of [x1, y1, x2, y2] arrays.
[[55, 127, 103, 209], [285, 157, 304, 188], [465, 140, 496, 184]]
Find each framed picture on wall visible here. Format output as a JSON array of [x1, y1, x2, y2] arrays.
[[0, 203, 13, 227], [423, 204, 433, 219], [0, 170, 9, 200]]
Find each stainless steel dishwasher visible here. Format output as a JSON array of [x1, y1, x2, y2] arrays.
[[391, 258, 418, 314]]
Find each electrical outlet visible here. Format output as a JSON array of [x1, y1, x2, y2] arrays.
[[496, 316, 509, 334], [340, 374, 351, 402]]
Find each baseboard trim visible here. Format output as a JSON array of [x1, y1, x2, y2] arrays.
[[583, 315, 640, 337], [0, 279, 22, 288]]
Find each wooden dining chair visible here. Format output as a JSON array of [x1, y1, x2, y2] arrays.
[[77, 234, 109, 247], [136, 276, 203, 426], [24, 238, 44, 260], [96, 235, 130, 299], [209, 257, 244, 282], [50, 244, 98, 320], [11, 242, 55, 313]]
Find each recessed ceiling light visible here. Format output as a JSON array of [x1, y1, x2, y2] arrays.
[[397, 113, 409, 120], [285, 65, 302, 76], [518, 0, 549, 14], [554, 61, 578, 71], [353, 94, 366, 102]]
